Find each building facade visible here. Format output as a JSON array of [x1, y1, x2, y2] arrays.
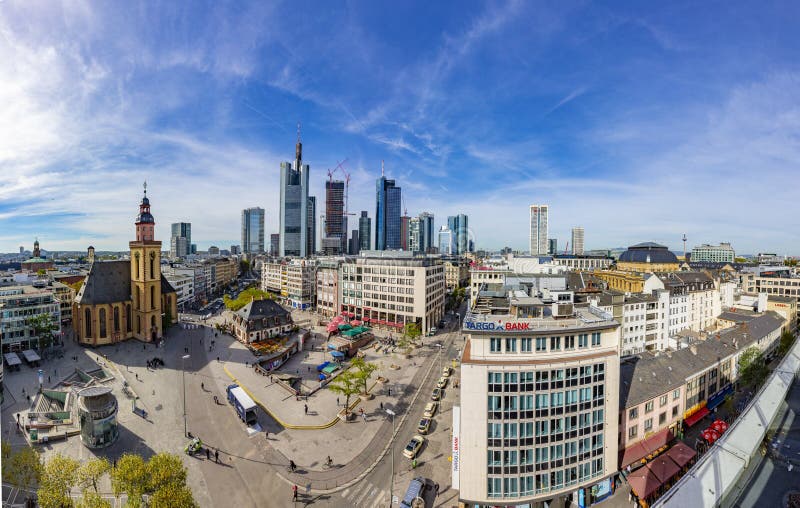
[[448, 214, 470, 255], [339, 252, 445, 333], [0, 286, 61, 353], [315, 259, 341, 317], [307, 196, 317, 256], [439, 226, 454, 255], [279, 137, 310, 257], [170, 222, 191, 258], [325, 180, 346, 254], [241, 208, 265, 255], [529, 205, 549, 256], [690, 243, 734, 263], [457, 300, 620, 506], [270, 234, 280, 258], [571, 227, 585, 256]]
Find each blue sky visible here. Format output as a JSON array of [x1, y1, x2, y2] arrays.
[[1, 0, 800, 254]]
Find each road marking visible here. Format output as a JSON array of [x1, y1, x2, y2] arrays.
[[352, 482, 374, 506], [340, 487, 351, 498], [369, 489, 388, 508]]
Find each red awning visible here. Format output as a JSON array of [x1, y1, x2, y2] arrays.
[[619, 428, 674, 468], [664, 441, 697, 468], [647, 456, 681, 483], [627, 467, 662, 499], [684, 407, 710, 427]]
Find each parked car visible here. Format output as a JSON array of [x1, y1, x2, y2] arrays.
[[437, 377, 448, 389], [431, 388, 442, 401], [423, 402, 438, 418], [403, 435, 426, 459], [417, 418, 432, 434], [442, 366, 452, 377]]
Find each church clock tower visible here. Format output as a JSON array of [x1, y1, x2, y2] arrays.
[[130, 182, 163, 342]]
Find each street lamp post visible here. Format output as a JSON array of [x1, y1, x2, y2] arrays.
[[385, 408, 396, 507], [182, 354, 190, 437]]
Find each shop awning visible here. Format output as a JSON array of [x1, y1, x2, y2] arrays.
[[620, 428, 674, 468], [664, 441, 697, 468], [707, 385, 734, 410], [647, 456, 681, 483], [4, 352, 21, 366], [330, 350, 345, 358], [22, 349, 41, 362], [684, 406, 710, 427], [627, 467, 662, 499]]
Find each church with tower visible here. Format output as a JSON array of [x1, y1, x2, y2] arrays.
[[73, 184, 177, 346]]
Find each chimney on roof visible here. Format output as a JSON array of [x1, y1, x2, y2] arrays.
[[689, 345, 697, 355]]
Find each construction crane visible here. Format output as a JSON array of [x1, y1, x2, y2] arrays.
[[563, 241, 570, 255], [326, 159, 354, 216]]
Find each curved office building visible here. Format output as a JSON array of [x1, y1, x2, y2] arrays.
[[456, 290, 621, 507], [77, 386, 119, 448]]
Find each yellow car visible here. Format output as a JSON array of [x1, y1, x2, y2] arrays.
[[423, 402, 438, 418], [417, 418, 432, 434], [403, 434, 426, 459], [437, 377, 448, 389], [442, 367, 452, 377]]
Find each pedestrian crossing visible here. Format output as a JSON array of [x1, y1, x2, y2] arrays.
[[339, 482, 389, 507]]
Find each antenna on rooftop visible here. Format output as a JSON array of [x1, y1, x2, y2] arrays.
[[297, 121, 301, 144], [381, 159, 385, 177]]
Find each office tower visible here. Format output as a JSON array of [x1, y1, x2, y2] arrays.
[[279, 132, 310, 257], [325, 180, 346, 254], [307, 197, 317, 255], [438, 226, 453, 255], [376, 164, 401, 250], [270, 234, 280, 257], [170, 222, 191, 258], [230, 245, 241, 255], [400, 214, 410, 250], [208, 246, 220, 256], [419, 212, 435, 253], [349, 229, 360, 255], [241, 208, 265, 254], [548, 238, 558, 255], [19, 246, 23, 254], [408, 217, 421, 252], [529, 204, 548, 255], [572, 227, 585, 255], [447, 214, 469, 254], [359, 211, 371, 251], [190, 244, 197, 255]]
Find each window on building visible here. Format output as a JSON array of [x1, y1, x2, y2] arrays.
[[488, 478, 502, 498], [672, 406, 679, 417], [578, 334, 588, 348], [592, 332, 601, 346], [659, 412, 667, 425], [505, 338, 517, 353], [126, 304, 131, 332], [628, 425, 638, 439], [490, 338, 502, 353], [644, 418, 653, 431], [98, 308, 107, 338], [673, 389, 681, 400], [84, 308, 92, 336], [660, 395, 668, 407], [629, 407, 638, 420], [565, 335, 575, 349], [521, 338, 532, 352], [551, 336, 561, 350], [536, 337, 547, 352], [113, 307, 120, 333], [645, 401, 654, 413]]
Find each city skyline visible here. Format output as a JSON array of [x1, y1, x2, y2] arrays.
[[2, 2, 800, 253]]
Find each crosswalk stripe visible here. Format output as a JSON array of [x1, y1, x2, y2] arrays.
[[369, 489, 388, 508], [340, 487, 351, 498], [352, 483, 374, 506]]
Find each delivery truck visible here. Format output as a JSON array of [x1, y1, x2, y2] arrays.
[[226, 384, 258, 426]]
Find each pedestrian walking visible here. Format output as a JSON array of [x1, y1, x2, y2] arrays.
[[201, 382, 205, 390], [47, 375, 50, 383], [304, 404, 308, 415], [435, 483, 440, 496], [265, 430, 269, 440], [362, 413, 367, 423], [380, 402, 384, 410], [292, 484, 298, 500], [206, 448, 210, 460], [215, 450, 219, 463], [336, 397, 340, 406]]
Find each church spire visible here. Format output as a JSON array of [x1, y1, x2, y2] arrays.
[[135, 183, 155, 241]]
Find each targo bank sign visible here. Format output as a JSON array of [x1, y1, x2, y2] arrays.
[[464, 320, 531, 331]]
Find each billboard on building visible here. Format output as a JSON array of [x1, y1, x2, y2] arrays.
[[452, 405, 460, 490]]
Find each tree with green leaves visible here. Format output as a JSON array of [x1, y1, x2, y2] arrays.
[[26, 313, 59, 350], [327, 369, 360, 415], [239, 259, 250, 275], [111, 454, 148, 508], [77, 457, 110, 494], [5, 445, 42, 496], [351, 357, 378, 395], [76, 491, 112, 508], [403, 322, 421, 343], [149, 483, 197, 508], [223, 287, 273, 311], [779, 330, 796, 356], [738, 346, 769, 388], [146, 452, 187, 494], [37, 453, 80, 508]]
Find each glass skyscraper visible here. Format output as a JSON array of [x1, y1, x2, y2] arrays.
[[241, 208, 265, 254], [447, 214, 469, 254], [376, 168, 401, 250], [170, 222, 191, 258], [359, 211, 371, 251], [280, 137, 310, 257]]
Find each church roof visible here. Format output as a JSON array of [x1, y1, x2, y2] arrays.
[[76, 261, 131, 305], [75, 260, 175, 305]]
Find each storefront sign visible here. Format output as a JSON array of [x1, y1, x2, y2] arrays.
[[452, 406, 460, 489], [464, 321, 530, 331]]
